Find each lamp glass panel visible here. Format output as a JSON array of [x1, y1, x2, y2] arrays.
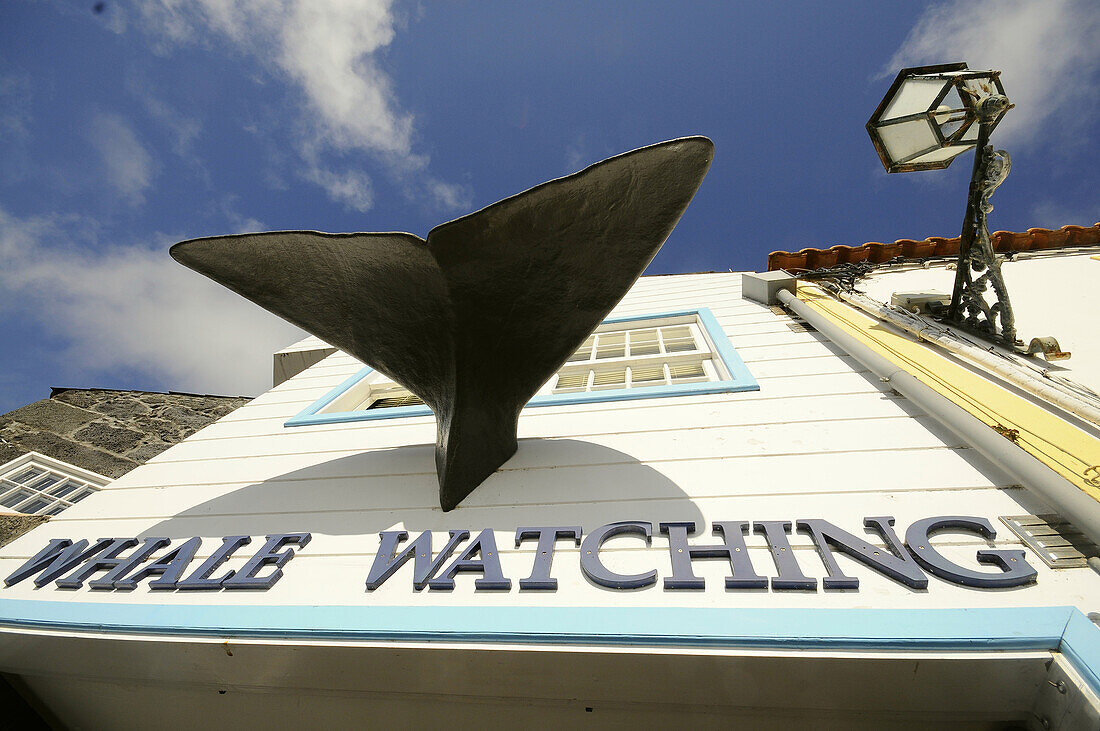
[[878, 119, 940, 163], [881, 77, 947, 120], [934, 87, 970, 138], [906, 145, 974, 165]]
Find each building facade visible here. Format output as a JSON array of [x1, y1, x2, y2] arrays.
[[1, 228, 1099, 727]]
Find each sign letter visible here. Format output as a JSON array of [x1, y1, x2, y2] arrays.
[[366, 530, 469, 591], [796, 517, 928, 590], [579, 522, 657, 590], [177, 535, 252, 590], [429, 530, 511, 591], [4, 538, 115, 588], [515, 526, 581, 590], [754, 521, 816, 590], [114, 537, 203, 591], [223, 533, 311, 590], [905, 516, 1037, 588], [660, 521, 767, 590]]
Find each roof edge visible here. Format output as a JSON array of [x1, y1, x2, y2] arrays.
[[48, 387, 252, 400], [767, 223, 1100, 272]]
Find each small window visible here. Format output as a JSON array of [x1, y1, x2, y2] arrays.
[[286, 307, 759, 426], [0, 453, 109, 517]]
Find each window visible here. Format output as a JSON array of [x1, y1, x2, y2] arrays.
[[286, 307, 758, 427], [0, 452, 108, 516], [552, 321, 717, 394]]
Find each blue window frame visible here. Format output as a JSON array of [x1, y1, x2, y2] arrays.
[[285, 307, 758, 427]]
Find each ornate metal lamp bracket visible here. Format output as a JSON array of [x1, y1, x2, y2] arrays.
[[945, 95, 1018, 347]]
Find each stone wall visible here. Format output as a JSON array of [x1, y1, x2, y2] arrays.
[[0, 389, 251, 479], [0, 389, 250, 547]]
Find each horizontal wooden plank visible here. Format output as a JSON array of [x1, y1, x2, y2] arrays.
[[16, 486, 1031, 553], [194, 360, 881, 439], [62, 446, 1010, 524], [147, 399, 950, 463]]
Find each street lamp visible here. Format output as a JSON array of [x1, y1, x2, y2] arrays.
[[868, 62, 1018, 347]]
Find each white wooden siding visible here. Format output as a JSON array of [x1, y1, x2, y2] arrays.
[[2, 272, 1098, 614]]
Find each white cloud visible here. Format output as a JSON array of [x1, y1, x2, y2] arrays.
[[87, 112, 156, 205], [887, 0, 1100, 146], [424, 178, 472, 213], [0, 207, 302, 397], [218, 195, 265, 233], [132, 0, 468, 211], [304, 163, 375, 213], [280, 0, 413, 160]]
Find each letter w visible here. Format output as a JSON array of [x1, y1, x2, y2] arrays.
[[366, 530, 468, 591], [5, 539, 115, 588]]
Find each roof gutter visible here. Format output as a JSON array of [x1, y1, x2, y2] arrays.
[[776, 286, 1100, 548], [832, 288, 1100, 428]]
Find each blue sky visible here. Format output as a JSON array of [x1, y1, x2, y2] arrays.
[[1, 1, 1098, 411]]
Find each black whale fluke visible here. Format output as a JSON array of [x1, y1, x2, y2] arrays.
[[171, 136, 714, 510]]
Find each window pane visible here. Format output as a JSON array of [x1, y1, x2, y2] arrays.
[[9, 468, 45, 485], [43, 503, 67, 516], [660, 325, 695, 351], [1, 488, 35, 509], [669, 362, 707, 382], [595, 333, 625, 359], [591, 369, 626, 389], [628, 330, 660, 356], [662, 326, 691, 338], [555, 372, 589, 392], [567, 337, 595, 362], [48, 481, 81, 498], [661, 326, 697, 353], [28, 474, 62, 491], [68, 488, 95, 503], [17, 496, 53, 515], [629, 365, 665, 386], [369, 393, 425, 409]]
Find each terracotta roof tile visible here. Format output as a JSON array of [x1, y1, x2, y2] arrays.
[[767, 223, 1100, 272]]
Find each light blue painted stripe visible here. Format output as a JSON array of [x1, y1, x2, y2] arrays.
[[290, 367, 375, 419], [525, 379, 758, 407], [285, 308, 760, 427], [284, 375, 433, 425], [697, 306, 757, 386], [1060, 609, 1100, 693], [600, 308, 708, 325], [0, 600, 1074, 652], [5, 601, 1097, 690]]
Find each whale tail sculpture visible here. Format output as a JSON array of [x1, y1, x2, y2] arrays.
[[172, 136, 714, 510]]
